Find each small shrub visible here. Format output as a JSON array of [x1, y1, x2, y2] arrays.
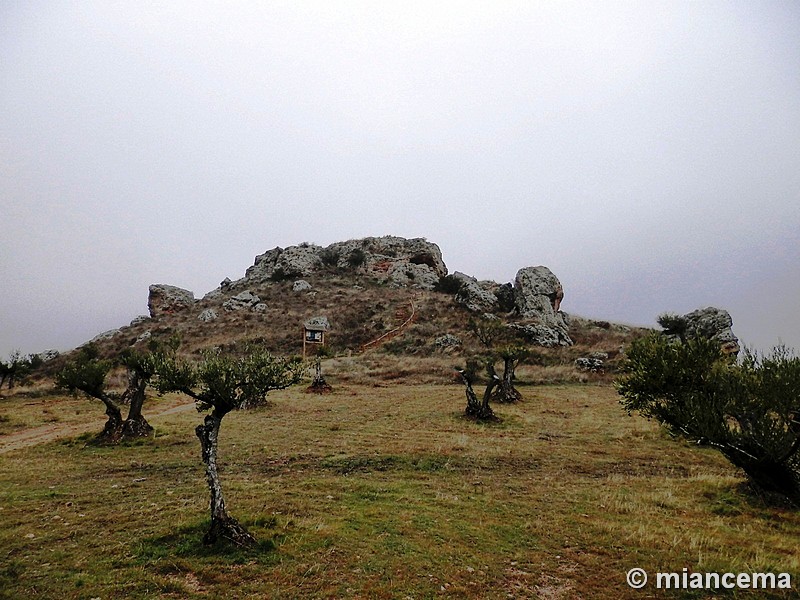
[[269, 268, 292, 282], [434, 275, 464, 295], [494, 283, 515, 312], [319, 247, 340, 267], [347, 249, 367, 269]]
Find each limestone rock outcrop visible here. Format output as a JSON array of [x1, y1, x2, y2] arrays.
[[223, 291, 261, 312], [514, 266, 564, 317], [198, 308, 218, 322], [512, 266, 572, 346], [325, 237, 447, 280], [235, 236, 447, 291], [148, 284, 195, 318], [292, 280, 312, 292], [680, 307, 740, 354], [575, 357, 604, 372], [509, 322, 572, 348], [90, 328, 121, 343], [246, 244, 323, 281], [453, 272, 499, 313]]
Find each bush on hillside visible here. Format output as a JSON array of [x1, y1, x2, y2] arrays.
[[319, 247, 340, 267], [617, 334, 800, 505], [347, 249, 367, 269], [434, 275, 464, 295]]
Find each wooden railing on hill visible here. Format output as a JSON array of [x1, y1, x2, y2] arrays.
[[359, 298, 417, 353]]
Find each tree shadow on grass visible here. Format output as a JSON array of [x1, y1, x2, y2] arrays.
[[703, 481, 798, 518], [135, 518, 285, 565]]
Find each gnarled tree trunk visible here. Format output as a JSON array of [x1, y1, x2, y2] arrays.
[[306, 356, 333, 394], [492, 357, 522, 403], [457, 369, 498, 421], [98, 394, 124, 441], [121, 371, 153, 438], [722, 443, 800, 506], [195, 411, 256, 547]]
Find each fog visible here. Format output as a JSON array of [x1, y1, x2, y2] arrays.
[[2, 1, 799, 358]]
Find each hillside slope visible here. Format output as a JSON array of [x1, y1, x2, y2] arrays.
[[40, 236, 650, 385]]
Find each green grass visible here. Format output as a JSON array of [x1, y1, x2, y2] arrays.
[[1, 383, 798, 599]]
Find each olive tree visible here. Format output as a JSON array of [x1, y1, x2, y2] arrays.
[[55, 344, 161, 441], [154, 347, 304, 547], [118, 348, 160, 437], [617, 334, 800, 504], [0, 350, 37, 390], [56, 345, 125, 439], [468, 317, 527, 403], [491, 345, 528, 404], [455, 359, 499, 421]]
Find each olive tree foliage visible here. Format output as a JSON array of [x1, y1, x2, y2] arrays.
[[56, 343, 165, 441], [57, 345, 123, 439], [0, 350, 40, 390], [656, 312, 689, 342], [154, 346, 304, 547], [617, 334, 800, 504]]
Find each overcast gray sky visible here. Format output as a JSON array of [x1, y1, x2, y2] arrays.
[[2, 1, 799, 358]]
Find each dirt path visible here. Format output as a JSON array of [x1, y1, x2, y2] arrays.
[[360, 297, 418, 352], [0, 400, 197, 455]]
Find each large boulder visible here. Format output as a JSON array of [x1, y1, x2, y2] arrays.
[[387, 261, 441, 289], [292, 280, 312, 292], [512, 266, 572, 346], [223, 290, 261, 311], [509, 323, 572, 348], [680, 307, 740, 354], [198, 308, 218, 322], [148, 284, 195, 318], [514, 266, 564, 316]]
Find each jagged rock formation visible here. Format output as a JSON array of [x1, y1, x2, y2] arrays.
[[246, 245, 323, 281], [453, 272, 499, 313], [575, 357, 604, 372], [224, 236, 447, 292], [447, 266, 573, 346], [148, 284, 195, 318]]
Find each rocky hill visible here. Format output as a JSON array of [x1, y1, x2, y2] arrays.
[[53, 236, 654, 384]]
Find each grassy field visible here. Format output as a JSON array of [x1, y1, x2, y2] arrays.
[[1, 382, 798, 599]]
